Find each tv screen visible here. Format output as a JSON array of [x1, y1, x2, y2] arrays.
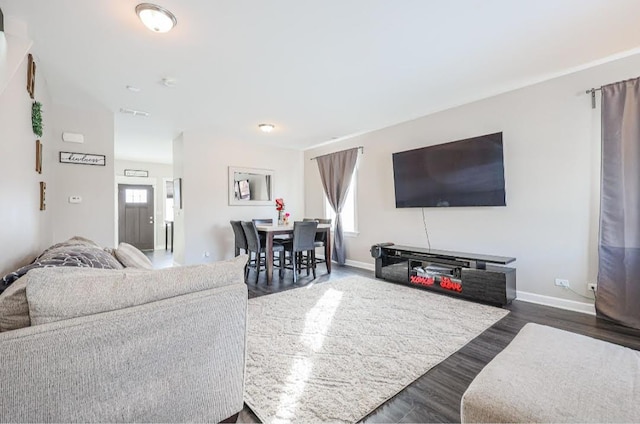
[[392, 132, 506, 208]]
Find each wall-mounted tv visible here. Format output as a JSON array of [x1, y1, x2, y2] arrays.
[[392, 132, 506, 208]]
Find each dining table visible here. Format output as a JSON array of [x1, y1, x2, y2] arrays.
[[255, 223, 332, 283]]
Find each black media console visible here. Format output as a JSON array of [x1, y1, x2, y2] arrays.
[[371, 244, 516, 306]]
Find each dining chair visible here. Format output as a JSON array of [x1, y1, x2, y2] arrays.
[[241, 221, 285, 284], [230, 220, 248, 257], [303, 218, 331, 272], [284, 221, 318, 283]]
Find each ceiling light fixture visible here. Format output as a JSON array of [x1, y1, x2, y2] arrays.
[[161, 77, 177, 88], [120, 108, 150, 117], [126, 85, 141, 92], [135, 3, 177, 33], [259, 123, 275, 133]]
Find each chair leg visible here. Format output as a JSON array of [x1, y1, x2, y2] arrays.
[[292, 252, 298, 283], [279, 251, 284, 278], [306, 252, 310, 276], [246, 252, 254, 283], [312, 250, 316, 279], [235, 247, 240, 257]]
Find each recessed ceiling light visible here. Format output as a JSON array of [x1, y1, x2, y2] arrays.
[[120, 107, 150, 117], [135, 3, 177, 33], [161, 77, 177, 88], [126, 85, 141, 92], [259, 123, 275, 133]]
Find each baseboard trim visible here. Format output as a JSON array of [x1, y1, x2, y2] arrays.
[[516, 290, 596, 315], [322, 256, 595, 315], [316, 255, 375, 272], [344, 258, 375, 271]]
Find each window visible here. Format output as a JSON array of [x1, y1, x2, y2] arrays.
[[324, 171, 357, 233], [125, 189, 147, 204]]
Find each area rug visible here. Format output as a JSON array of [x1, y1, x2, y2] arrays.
[[244, 276, 509, 423]]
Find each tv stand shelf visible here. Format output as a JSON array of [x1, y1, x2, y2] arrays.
[[371, 245, 516, 306]]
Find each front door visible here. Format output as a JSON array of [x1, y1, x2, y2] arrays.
[[118, 184, 154, 250]]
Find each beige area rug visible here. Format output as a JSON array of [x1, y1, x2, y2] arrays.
[[244, 276, 509, 424]]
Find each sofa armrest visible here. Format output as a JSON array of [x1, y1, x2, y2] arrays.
[[0, 283, 247, 423]]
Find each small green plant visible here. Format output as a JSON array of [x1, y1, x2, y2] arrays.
[[32, 101, 43, 137]]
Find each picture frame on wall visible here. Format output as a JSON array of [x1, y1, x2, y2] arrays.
[[124, 169, 149, 177], [27, 54, 36, 99], [238, 179, 251, 200], [39, 181, 46, 211], [35, 140, 42, 174], [173, 178, 182, 209]]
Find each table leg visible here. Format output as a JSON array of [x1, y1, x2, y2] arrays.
[[266, 232, 274, 284], [325, 228, 332, 273], [165, 223, 168, 250]]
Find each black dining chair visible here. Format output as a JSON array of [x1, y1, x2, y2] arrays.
[[241, 221, 285, 284], [284, 221, 318, 283], [303, 218, 331, 272], [230, 220, 248, 257]]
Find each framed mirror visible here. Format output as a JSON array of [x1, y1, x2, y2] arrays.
[[228, 167, 274, 206]]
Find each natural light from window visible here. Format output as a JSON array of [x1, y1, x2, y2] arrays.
[[165, 198, 174, 221], [274, 288, 343, 421], [324, 172, 356, 233], [125, 189, 147, 204]]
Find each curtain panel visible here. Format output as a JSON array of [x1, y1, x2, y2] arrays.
[[316, 148, 359, 265], [596, 77, 640, 329]]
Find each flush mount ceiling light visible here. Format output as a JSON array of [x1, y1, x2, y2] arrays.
[[135, 3, 177, 33], [258, 123, 275, 133], [161, 77, 177, 88], [126, 85, 141, 92], [120, 107, 150, 117]]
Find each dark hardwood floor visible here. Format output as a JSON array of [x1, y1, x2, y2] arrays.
[[145, 252, 640, 423]]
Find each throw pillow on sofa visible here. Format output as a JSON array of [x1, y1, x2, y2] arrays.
[[114, 242, 154, 269], [0, 277, 29, 332], [26, 255, 248, 326], [0, 237, 123, 292]]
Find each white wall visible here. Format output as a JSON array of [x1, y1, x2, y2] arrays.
[[304, 52, 640, 306], [114, 160, 173, 249], [50, 102, 115, 247], [174, 131, 304, 265], [0, 47, 53, 276]]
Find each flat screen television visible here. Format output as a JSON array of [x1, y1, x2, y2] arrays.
[[392, 132, 506, 208]]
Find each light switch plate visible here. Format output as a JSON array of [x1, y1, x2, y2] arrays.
[[69, 195, 82, 204]]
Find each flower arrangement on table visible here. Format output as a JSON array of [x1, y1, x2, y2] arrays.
[[275, 198, 287, 224]]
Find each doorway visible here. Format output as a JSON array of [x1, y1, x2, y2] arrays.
[[118, 184, 154, 250]]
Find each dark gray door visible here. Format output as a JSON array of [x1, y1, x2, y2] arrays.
[[118, 184, 154, 250]]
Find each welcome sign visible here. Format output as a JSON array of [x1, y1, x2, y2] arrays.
[[59, 151, 106, 166]]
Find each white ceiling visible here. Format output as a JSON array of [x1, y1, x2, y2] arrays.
[[3, 0, 640, 164]]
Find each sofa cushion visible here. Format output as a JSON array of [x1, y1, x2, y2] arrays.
[[0, 237, 123, 291], [27, 255, 248, 326], [114, 242, 153, 269], [461, 323, 640, 423], [0, 277, 29, 332]]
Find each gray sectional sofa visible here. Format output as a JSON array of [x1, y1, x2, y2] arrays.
[[0, 238, 248, 423]]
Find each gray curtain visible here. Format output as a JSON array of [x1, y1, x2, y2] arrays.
[[596, 77, 640, 329], [316, 147, 359, 265]]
